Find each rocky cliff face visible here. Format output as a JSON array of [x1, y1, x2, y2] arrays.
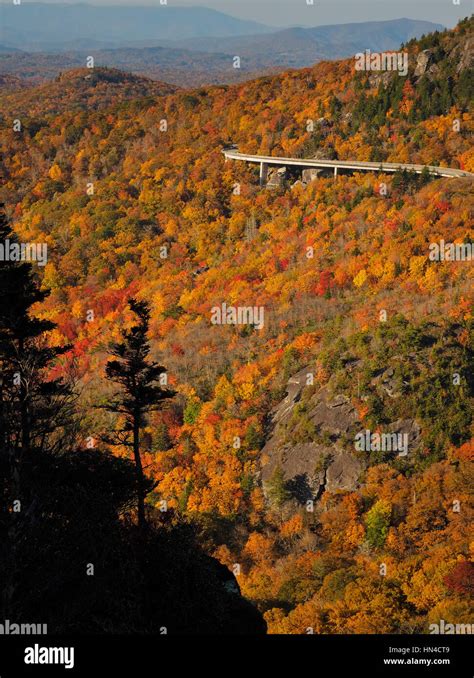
[[413, 32, 473, 78], [260, 364, 422, 506], [260, 368, 365, 503]]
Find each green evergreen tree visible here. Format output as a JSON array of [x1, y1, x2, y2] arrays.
[[266, 465, 291, 509]]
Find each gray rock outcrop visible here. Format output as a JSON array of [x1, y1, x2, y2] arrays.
[[260, 365, 423, 506], [261, 368, 365, 504], [302, 168, 322, 184], [414, 49, 433, 77]]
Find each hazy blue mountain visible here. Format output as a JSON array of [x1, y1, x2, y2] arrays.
[[0, 43, 21, 53], [0, 13, 446, 88], [304, 17, 445, 51], [0, 3, 275, 51], [158, 18, 445, 64]]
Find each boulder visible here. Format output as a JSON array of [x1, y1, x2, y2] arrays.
[[368, 71, 392, 88], [326, 450, 365, 493], [387, 418, 422, 454], [414, 49, 433, 77], [302, 168, 322, 184], [266, 167, 286, 189]]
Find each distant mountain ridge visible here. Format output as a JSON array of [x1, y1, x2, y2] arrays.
[[0, 3, 274, 51], [0, 14, 446, 88], [157, 18, 446, 65]]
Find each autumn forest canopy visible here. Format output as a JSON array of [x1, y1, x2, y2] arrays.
[[0, 12, 473, 643]]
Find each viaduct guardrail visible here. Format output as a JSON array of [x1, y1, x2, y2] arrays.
[[222, 149, 474, 184]]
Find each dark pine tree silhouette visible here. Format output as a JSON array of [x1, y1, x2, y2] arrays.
[[0, 205, 75, 616], [101, 298, 175, 529], [0, 205, 75, 504], [0, 207, 266, 635]]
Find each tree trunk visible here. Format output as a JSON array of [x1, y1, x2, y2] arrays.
[[19, 338, 30, 454], [133, 414, 146, 529]]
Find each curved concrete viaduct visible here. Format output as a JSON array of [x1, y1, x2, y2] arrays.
[[222, 149, 474, 184]]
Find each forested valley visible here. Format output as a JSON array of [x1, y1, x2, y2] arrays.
[[0, 17, 472, 634]]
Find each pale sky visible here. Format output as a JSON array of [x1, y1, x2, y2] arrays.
[[14, 0, 471, 28]]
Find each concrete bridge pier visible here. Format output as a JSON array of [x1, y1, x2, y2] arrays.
[[334, 166, 338, 179], [259, 162, 269, 186]]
